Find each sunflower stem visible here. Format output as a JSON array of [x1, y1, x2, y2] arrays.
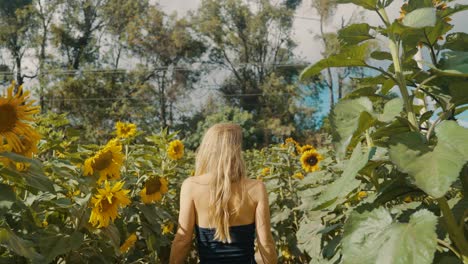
[[437, 197, 468, 260], [365, 129, 374, 149]]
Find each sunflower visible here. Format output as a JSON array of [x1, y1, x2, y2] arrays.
[[357, 191, 367, 200], [261, 167, 270, 176], [285, 137, 298, 146], [300, 150, 323, 172], [162, 222, 174, 235], [167, 140, 184, 160], [298, 144, 315, 154], [84, 140, 124, 183], [0, 137, 39, 170], [89, 181, 131, 228], [116, 121, 137, 139], [0, 82, 40, 152], [119, 233, 137, 253], [281, 246, 292, 259], [403, 196, 413, 203], [292, 172, 304, 180], [140, 176, 169, 204]]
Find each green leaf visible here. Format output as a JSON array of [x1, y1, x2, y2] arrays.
[[296, 217, 323, 257], [39, 232, 84, 263], [389, 121, 468, 198], [271, 207, 291, 224], [338, 23, 373, 46], [300, 42, 373, 80], [378, 98, 403, 122], [330, 97, 374, 157], [402, 8, 436, 28], [102, 225, 121, 251], [0, 184, 16, 212], [336, 0, 393, 10], [314, 144, 372, 209], [0, 227, 44, 263], [349, 111, 376, 149], [435, 120, 468, 159], [371, 51, 392, 61], [420, 111, 434, 123], [343, 208, 438, 264], [0, 152, 54, 193], [374, 175, 422, 206], [428, 51, 468, 77], [381, 78, 396, 95], [440, 4, 468, 18], [444, 32, 468, 52]]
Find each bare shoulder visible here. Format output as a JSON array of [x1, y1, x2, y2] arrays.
[[244, 178, 262, 189], [188, 175, 210, 185], [245, 178, 266, 201]]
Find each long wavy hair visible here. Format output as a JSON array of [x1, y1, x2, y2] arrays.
[[194, 123, 246, 243]]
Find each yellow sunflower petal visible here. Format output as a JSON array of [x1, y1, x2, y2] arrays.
[[0, 82, 40, 152], [88, 181, 131, 228], [167, 140, 184, 160]]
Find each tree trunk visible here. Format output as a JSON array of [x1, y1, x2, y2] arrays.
[[15, 54, 23, 90], [159, 72, 167, 129]]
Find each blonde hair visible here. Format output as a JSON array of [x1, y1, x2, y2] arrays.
[[195, 123, 246, 243]]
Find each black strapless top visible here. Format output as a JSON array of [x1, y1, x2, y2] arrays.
[[195, 223, 257, 264]]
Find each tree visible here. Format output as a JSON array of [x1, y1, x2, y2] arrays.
[[0, 0, 36, 87], [195, 0, 297, 112], [308, 0, 365, 108], [45, 69, 158, 142], [34, 0, 62, 111], [51, 0, 107, 69], [194, 0, 314, 146], [126, 6, 206, 128], [101, 0, 148, 68]]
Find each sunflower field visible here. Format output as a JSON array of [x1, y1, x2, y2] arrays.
[[1, 0, 468, 263]]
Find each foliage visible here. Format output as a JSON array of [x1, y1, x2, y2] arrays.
[[1, 0, 468, 263], [300, 0, 468, 262]]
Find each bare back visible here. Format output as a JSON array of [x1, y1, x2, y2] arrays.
[[170, 175, 278, 264], [190, 175, 259, 228]]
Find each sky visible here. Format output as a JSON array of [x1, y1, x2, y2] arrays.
[[5, 0, 466, 126], [156, 0, 468, 126]]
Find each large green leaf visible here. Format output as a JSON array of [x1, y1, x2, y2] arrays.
[[435, 120, 468, 159], [39, 232, 84, 263], [378, 98, 403, 122], [338, 23, 373, 46], [330, 97, 374, 157], [342, 208, 438, 264], [0, 152, 54, 193], [0, 228, 44, 263], [300, 42, 373, 80], [444, 32, 468, 52], [389, 121, 468, 198], [296, 216, 323, 258], [402, 8, 436, 28], [313, 144, 372, 209], [0, 183, 16, 213], [425, 51, 468, 78]]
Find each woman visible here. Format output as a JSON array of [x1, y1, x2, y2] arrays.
[[169, 123, 277, 264]]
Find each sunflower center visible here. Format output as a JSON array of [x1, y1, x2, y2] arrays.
[[121, 126, 131, 134], [307, 156, 318, 166], [146, 177, 162, 195], [93, 150, 113, 171], [100, 197, 116, 212], [173, 145, 180, 153], [0, 104, 18, 133]]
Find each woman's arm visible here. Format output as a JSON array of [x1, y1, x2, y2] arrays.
[[170, 178, 195, 264], [255, 181, 278, 264]]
